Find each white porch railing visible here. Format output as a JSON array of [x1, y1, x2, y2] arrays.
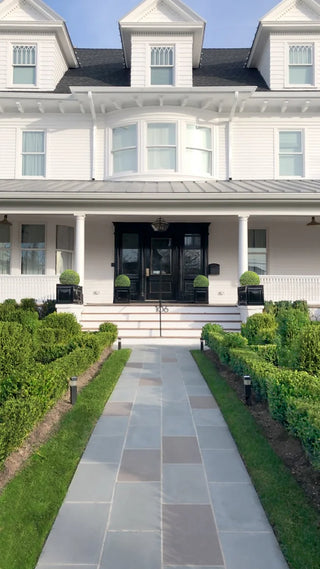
[[261, 275, 320, 304], [0, 276, 59, 303]]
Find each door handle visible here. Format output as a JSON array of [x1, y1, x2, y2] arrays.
[[145, 268, 150, 277]]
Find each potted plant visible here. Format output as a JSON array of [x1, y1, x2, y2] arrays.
[[114, 274, 131, 303], [238, 271, 264, 305], [193, 274, 209, 304], [56, 270, 83, 304]]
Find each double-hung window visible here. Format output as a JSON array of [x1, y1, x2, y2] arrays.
[[21, 224, 45, 275], [56, 225, 74, 274], [151, 46, 174, 85], [186, 125, 212, 175], [22, 131, 45, 177], [288, 45, 313, 85], [13, 45, 36, 85], [248, 229, 267, 275], [0, 223, 11, 275], [112, 124, 137, 174], [279, 131, 303, 177], [147, 123, 176, 170]]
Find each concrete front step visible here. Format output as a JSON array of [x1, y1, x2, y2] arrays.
[[81, 304, 241, 337]]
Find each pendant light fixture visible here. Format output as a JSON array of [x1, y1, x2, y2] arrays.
[[306, 216, 320, 226], [0, 215, 12, 226], [151, 217, 169, 232]]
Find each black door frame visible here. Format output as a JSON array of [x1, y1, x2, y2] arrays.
[[114, 222, 209, 302]]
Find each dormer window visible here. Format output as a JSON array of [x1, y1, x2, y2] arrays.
[[288, 45, 313, 86], [150, 46, 174, 85], [13, 45, 36, 85]]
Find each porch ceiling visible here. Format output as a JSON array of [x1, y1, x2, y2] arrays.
[[2, 179, 320, 216]]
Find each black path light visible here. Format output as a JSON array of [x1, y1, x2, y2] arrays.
[[243, 375, 252, 406], [70, 376, 78, 405]]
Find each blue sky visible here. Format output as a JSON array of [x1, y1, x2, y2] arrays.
[[46, 0, 279, 49]]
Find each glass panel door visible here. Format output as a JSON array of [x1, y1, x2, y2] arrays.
[[147, 237, 175, 300]]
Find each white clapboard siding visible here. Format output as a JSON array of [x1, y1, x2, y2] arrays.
[[232, 120, 275, 179], [256, 36, 271, 87], [131, 34, 193, 88], [0, 33, 68, 91]]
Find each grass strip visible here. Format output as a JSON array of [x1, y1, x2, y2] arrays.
[[192, 350, 320, 569], [0, 348, 131, 569]]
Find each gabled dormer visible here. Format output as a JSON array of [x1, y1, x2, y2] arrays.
[[119, 0, 206, 87], [0, 0, 77, 91], [247, 0, 320, 90]]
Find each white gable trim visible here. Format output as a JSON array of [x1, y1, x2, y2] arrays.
[[0, 0, 64, 22], [248, 0, 320, 67], [119, 0, 205, 68]]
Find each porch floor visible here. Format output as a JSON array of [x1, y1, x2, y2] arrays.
[[36, 342, 289, 569]]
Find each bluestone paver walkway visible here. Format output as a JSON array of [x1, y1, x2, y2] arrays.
[[36, 340, 289, 569]]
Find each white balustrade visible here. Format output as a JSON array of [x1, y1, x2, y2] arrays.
[[0, 275, 59, 303], [261, 275, 320, 304]]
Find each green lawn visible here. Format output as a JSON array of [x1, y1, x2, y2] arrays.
[[0, 348, 131, 569], [192, 350, 320, 569]]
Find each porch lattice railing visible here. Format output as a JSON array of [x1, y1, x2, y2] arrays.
[[0, 275, 59, 303], [261, 275, 320, 304]]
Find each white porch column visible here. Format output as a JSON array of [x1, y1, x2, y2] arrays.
[[74, 214, 86, 286], [238, 215, 249, 279]]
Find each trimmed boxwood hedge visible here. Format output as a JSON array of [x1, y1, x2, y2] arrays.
[[0, 325, 117, 466], [203, 324, 320, 468]]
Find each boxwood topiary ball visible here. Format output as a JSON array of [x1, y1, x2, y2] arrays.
[[115, 274, 131, 287], [239, 271, 260, 285], [193, 275, 209, 287], [59, 270, 80, 285]]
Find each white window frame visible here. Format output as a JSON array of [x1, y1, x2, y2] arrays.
[[21, 130, 46, 178], [55, 225, 74, 275], [111, 124, 137, 175], [146, 122, 177, 172], [21, 223, 46, 275], [11, 44, 37, 87], [150, 46, 175, 86], [286, 43, 315, 88], [278, 130, 304, 178], [185, 124, 213, 176], [0, 223, 11, 275], [248, 229, 267, 275]]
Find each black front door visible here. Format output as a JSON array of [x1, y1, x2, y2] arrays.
[[114, 223, 209, 302]]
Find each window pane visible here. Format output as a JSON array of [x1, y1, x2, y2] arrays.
[[13, 45, 36, 65], [151, 47, 174, 66], [248, 229, 266, 248], [148, 148, 176, 169], [289, 66, 313, 84], [113, 125, 136, 151], [21, 225, 45, 249], [289, 45, 312, 64], [22, 154, 45, 176], [151, 238, 172, 275], [56, 251, 72, 274], [186, 148, 211, 175], [113, 148, 137, 173], [279, 155, 303, 176], [56, 225, 74, 250], [23, 132, 44, 153], [279, 131, 301, 153], [187, 125, 211, 149], [122, 233, 139, 275], [13, 66, 36, 84], [0, 249, 10, 274], [151, 67, 173, 85], [147, 123, 176, 145], [21, 250, 45, 275], [248, 254, 266, 275], [0, 224, 10, 247]]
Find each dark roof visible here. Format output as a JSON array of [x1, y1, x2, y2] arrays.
[[54, 48, 269, 93]]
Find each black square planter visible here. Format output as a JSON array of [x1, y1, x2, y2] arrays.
[[114, 287, 131, 303], [238, 285, 264, 306], [194, 287, 208, 304], [56, 284, 83, 304]]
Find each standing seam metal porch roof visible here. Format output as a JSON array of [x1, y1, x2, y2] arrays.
[[1, 179, 320, 196]]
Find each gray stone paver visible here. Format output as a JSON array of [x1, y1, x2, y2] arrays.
[[36, 342, 289, 569]]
